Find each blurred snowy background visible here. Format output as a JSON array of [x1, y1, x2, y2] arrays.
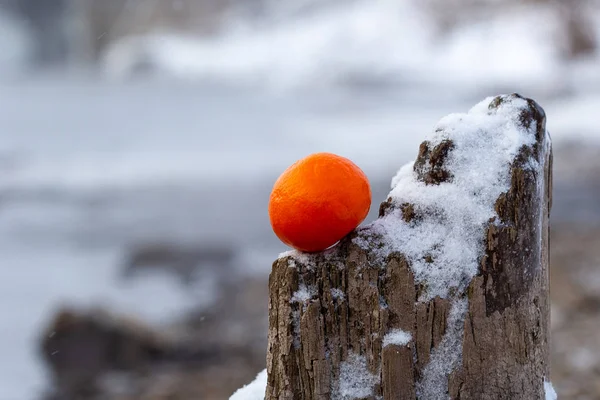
[[0, 0, 599, 399]]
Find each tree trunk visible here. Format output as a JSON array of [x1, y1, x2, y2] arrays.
[[265, 94, 552, 399]]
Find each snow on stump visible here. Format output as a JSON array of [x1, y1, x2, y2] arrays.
[[265, 94, 553, 400]]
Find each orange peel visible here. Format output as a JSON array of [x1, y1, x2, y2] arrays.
[[269, 152, 371, 252]]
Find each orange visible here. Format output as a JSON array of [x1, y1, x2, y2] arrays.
[[269, 152, 371, 253]]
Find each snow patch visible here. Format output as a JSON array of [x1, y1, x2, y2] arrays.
[[278, 249, 313, 266], [544, 380, 557, 400], [100, 1, 572, 93], [416, 299, 468, 400], [291, 283, 316, 304], [382, 329, 411, 347], [354, 95, 538, 301], [331, 288, 345, 300], [229, 369, 267, 400], [102, 0, 433, 89], [334, 352, 380, 400]]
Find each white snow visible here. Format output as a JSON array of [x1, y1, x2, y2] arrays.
[[278, 249, 313, 266], [544, 380, 558, 400], [331, 288, 345, 300], [99, 0, 600, 94], [229, 369, 267, 400], [436, 5, 562, 88], [354, 95, 539, 301], [335, 353, 380, 400], [416, 299, 468, 400], [102, 0, 434, 89], [382, 329, 411, 347], [291, 283, 316, 304]]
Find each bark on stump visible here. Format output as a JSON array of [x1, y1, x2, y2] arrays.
[[265, 94, 552, 400]]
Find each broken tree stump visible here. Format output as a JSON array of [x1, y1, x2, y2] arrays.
[[265, 94, 553, 400]]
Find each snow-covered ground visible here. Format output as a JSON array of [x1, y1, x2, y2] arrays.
[[101, 0, 600, 95]]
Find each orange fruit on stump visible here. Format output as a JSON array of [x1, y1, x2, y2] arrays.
[[269, 152, 372, 253]]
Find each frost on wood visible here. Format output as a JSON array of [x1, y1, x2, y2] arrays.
[[416, 299, 467, 399], [382, 329, 411, 348], [264, 94, 552, 400], [291, 284, 317, 304], [335, 353, 380, 400]]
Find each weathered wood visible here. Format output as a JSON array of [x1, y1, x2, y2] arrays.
[[266, 94, 552, 399]]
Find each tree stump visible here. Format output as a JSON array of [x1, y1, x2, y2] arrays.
[[265, 94, 553, 400]]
